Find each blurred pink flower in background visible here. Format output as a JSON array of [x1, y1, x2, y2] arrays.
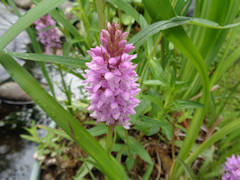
[[34, 14, 61, 54]]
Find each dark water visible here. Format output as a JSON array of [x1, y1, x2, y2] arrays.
[[0, 126, 36, 180], [0, 103, 50, 180]]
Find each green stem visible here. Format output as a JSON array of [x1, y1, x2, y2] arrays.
[[125, 129, 131, 156], [106, 125, 114, 154], [140, 33, 163, 89], [40, 63, 56, 98], [140, 61, 149, 88], [149, 33, 163, 59], [57, 66, 73, 115]]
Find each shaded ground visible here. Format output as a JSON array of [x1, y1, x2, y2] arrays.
[[0, 126, 36, 180]]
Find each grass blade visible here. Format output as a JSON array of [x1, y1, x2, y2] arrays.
[[175, 158, 198, 180], [8, 51, 89, 68], [210, 46, 240, 87], [130, 16, 240, 48]]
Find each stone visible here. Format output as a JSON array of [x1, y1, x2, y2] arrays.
[[0, 145, 10, 155], [0, 3, 29, 83], [60, 1, 74, 19], [14, 0, 32, 9], [42, 173, 55, 180], [0, 82, 31, 101]]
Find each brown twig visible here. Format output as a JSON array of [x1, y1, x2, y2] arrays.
[[190, 84, 220, 101], [171, 118, 177, 161], [155, 149, 162, 180], [205, 116, 223, 140]]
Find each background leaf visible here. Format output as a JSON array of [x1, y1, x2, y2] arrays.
[[8, 51, 89, 68]]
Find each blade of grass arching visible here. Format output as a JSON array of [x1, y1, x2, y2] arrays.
[[174, 118, 240, 177], [0, 0, 67, 49], [8, 52, 89, 68], [142, 0, 209, 178], [174, 159, 198, 180], [0, 50, 128, 180], [210, 46, 240, 88], [7, 0, 56, 97], [129, 16, 240, 48]]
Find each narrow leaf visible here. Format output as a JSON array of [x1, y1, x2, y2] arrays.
[[143, 80, 166, 86], [130, 16, 240, 48], [8, 51, 89, 68], [176, 158, 198, 180]]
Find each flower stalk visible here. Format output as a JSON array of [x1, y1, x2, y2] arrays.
[[106, 124, 114, 154]]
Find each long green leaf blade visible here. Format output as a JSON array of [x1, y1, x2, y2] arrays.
[[8, 51, 89, 68], [176, 159, 198, 180], [130, 16, 240, 48], [210, 46, 240, 87]]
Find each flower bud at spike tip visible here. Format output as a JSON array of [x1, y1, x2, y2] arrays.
[[84, 23, 140, 129]]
